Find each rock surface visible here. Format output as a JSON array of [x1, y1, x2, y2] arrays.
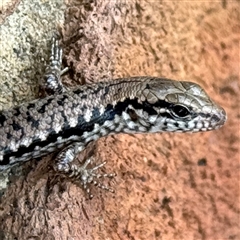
[[0, 1, 239, 239]]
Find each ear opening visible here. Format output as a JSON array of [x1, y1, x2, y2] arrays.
[[126, 108, 138, 122]]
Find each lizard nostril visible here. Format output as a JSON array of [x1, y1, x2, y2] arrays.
[[212, 108, 227, 126]]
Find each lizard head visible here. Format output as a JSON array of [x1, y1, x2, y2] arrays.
[[122, 77, 227, 133]]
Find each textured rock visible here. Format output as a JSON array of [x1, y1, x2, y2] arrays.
[[0, 0, 239, 239]]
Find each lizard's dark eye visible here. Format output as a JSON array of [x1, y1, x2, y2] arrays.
[[171, 104, 190, 118]]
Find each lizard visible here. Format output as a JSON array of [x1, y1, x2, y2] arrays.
[[0, 35, 227, 197]]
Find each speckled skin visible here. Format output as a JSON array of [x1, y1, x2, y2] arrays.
[[0, 36, 227, 196], [0, 76, 227, 168]]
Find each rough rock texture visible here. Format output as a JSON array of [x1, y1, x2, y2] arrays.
[[0, 0, 20, 24], [0, 0, 65, 111], [0, 0, 239, 239]]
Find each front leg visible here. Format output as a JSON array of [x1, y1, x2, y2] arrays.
[[41, 34, 116, 198], [40, 33, 68, 96], [54, 143, 116, 198]]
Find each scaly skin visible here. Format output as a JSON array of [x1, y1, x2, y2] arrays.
[[0, 35, 227, 197]]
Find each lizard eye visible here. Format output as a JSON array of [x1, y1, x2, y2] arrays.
[[171, 104, 190, 118]]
